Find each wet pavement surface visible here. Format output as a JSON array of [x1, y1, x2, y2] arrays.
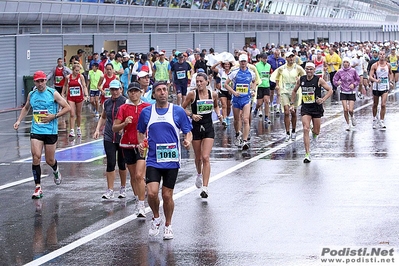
[[1, 90, 399, 265]]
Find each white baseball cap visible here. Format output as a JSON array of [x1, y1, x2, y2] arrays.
[[238, 54, 248, 62]]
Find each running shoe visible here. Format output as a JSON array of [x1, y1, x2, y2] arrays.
[[357, 92, 364, 99], [222, 119, 227, 128], [291, 132, 296, 141], [32, 186, 43, 199], [235, 131, 243, 146], [346, 123, 351, 131], [379, 120, 386, 129], [372, 119, 379, 129], [285, 134, 290, 142], [69, 129, 75, 138], [102, 189, 114, 199], [137, 205, 146, 218], [275, 104, 281, 114], [76, 127, 82, 137], [200, 187, 209, 198], [303, 153, 311, 163], [163, 225, 174, 240], [53, 167, 62, 185], [253, 108, 258, 117], [195, 174, 202, 189], [312, 131, 318, 142], [351, 116, 357, 126], [264, 116, 271, 124], [95, 111, 100, 118], [242, 140, 249, 150], [118, 186, 126, 198], [149, 218, 162, 237], [258, 110, 263, 117]]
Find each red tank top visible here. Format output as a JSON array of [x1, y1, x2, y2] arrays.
[[54, 67, 65, 87], [67, 74, 83, 98], [103, 74, 116, 99]]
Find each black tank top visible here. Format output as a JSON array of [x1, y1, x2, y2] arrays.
[[300, 75, 322, 106], [191, 89, 213, 125]]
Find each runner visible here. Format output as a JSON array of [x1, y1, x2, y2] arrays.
[[211, 60, 233, 126], [271, 52, 306, 141], [87, 62, 104, 118], [62, 64, 88, 138], [291, 62, 333, 163], [137, 81, 192, 240], [13, 71, 71, 199], [254, 53, 272, 124], [93, 80, 128, 199], [182, 73, 222, 198], [333, 57, 360, 131], [113, 82, 151, 216], [224, 54, 256, 150], [369, 50, 394, 129]]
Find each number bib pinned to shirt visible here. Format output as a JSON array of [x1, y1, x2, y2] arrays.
[[69, 87, 81, 97], [156, 143, 179, 162], [33, 110, 49, 124], [302, 91, 315, 104], [261, 71, 270, 80], [197, 99, 213, 114], [235, 84, 249, 95], [284, 82, 295, 92], [55, 76, 63, 84], [176, 71, 186, 79], [104, 88, 111, 98]]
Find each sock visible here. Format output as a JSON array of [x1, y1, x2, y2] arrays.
[[197, 173, 202, 177], [154, 217, 161, 224], [138, 200, 145, 207], [51, 160, 58, 172], [235, 132, 239, 138], [32, 164, 41, 185], [292, 129, 296, 133], [286, 131, 290, 135]]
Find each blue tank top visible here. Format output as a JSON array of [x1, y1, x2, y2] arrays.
[[29, 87, 58, 135], [231, 68, 253, 98]]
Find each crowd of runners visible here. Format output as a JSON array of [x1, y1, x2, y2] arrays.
[[15, 39, 398, 240]]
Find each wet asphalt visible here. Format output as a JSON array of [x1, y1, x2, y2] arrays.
[[1, 90, 399, 266]]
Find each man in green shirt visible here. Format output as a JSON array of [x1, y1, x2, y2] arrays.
[[254, 53, 272, 124], [88, 63, 104, 117]]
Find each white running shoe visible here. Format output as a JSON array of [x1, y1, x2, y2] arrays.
[[76, 127, 82, 137], [102, 189, 114, 199], [69, 129, 75, 137], [137, 205, 146, 218], [53, 167, 62, 185], [285, 134, 290, 142], [195, 174, 202, 189], [291, 132, 296, 141], [258, 110, 263, 117], [346, 123, 351, 131], [351, 116, 356, 126], [379, 120, 386, 129], [163, 225, 174, 240], [372, 119, 378, 129], [149, 218, 162, 237], [118, 186, 126, 198]]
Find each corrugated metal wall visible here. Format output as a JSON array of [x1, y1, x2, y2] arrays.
[[194, 33, 215, 52], [127, 34, 150, 54], [0, 37, 16, 109], [151, 34, 176, 55], [29, 36, 63, 75], [228, 33, 245, 53], [176, 33, 194, 52]]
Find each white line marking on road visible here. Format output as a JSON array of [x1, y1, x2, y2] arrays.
[[0, 175, 48, 190]]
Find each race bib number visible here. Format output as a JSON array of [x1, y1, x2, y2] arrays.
[[391, 62, 397, 68], [197, 99, 213, 114], [236, 84, 249, 95], [261, 71, 270, 80], [315, 68, 323, 76], [104, 88, 111, 98], [176, 71, 186, 79], [302, 92, 315, 104], [55, 76, 63, 84], [156, 143, 179, 163], [300, 55, 307, 62], [380, 77, 388, 84], [284, 82, 295, 91], [33, 110, 49, 124], [221, 77, 227, 88], [69, 86, 81, 97]]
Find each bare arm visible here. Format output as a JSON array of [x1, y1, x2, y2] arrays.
[[13, 96, 31, 130]]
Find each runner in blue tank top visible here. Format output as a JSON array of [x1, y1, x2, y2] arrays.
[[137, 81, 192, 240], [13, 71, 71, 199], [224, 54, 256, 150]]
